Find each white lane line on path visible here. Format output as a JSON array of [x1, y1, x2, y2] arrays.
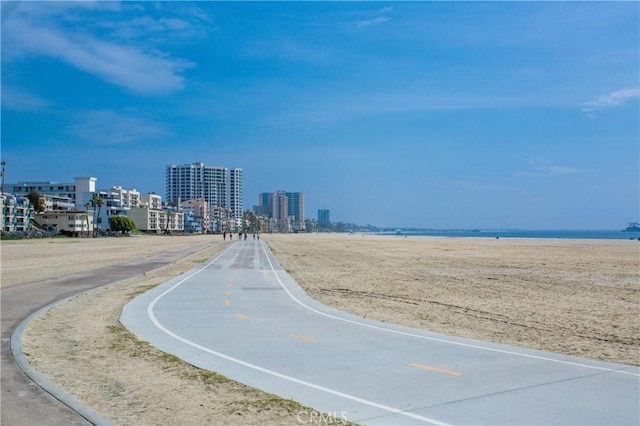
[[258, 242, 639, 378], [146, 241, 450, 426]]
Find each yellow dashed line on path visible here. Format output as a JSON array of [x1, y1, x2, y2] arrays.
[[289, 334, 317, 343], [409, 363, 461, 376]]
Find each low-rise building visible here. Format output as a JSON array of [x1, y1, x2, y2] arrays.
[[1, 194, 31, 233], [160, 206, 184, 234], [7, 177, 96, 208], [181, 198, 210, 233], [34, 210, 93, 237], [43, 194, 75, 211], [110, 186, 141, 209], [128, 193, 184, 234]]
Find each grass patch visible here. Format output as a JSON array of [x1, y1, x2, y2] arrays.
[[127, 284, 159, 297], [247, 394, 304, 413], [237, 395, 357, 424], [106, 323, 339, 421], [106, 324, 155, 356], [159, 352, 182, 363]]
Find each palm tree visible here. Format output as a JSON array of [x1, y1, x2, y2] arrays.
[[83, 202, 91, 238], [90, 194, 104, 236]]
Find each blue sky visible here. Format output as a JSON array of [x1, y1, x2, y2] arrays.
[[2, 1, 638, 229]]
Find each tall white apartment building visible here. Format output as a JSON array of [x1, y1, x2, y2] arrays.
[[166, 162, 243, 230]]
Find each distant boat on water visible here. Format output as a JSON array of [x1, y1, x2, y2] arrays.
[[622, 222, 640, 232]]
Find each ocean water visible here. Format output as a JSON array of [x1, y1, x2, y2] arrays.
[[380, 229, 640, 240]]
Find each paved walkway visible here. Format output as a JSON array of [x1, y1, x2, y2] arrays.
[[1, 239, 223, 426], [121, 240, 640, 425]]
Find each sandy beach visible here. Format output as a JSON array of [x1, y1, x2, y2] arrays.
[[7, 233, 639, 424]]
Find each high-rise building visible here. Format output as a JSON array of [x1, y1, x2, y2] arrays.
[[286, 192, 304, 230], [166, 162, 243, 230], [255, 190, 304, 232], [318, 209, 331, 227]]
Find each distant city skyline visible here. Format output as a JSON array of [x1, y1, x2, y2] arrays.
[[2, 2, 638, 229], [256, 190, 305, 231]]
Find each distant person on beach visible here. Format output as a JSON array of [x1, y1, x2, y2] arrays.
[[223, 231, 226, 241]]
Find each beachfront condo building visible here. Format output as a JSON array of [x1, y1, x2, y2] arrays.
[[181, 198, 211, 234], [128, 193, 185, 234], [4, 175, 189, 235], [5, 177, 95, 208], [1, 193, 31, 233], [165, 162, 243, 231], [34, 210, 93, 237]]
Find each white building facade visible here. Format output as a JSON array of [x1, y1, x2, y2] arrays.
[[35, 210, 93, 237], [128, 193, 184, 234], [6, 177, 93, 207], [166, 162, 243, 231]]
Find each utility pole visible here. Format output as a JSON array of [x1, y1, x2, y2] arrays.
[[0, 161, 6, 194]]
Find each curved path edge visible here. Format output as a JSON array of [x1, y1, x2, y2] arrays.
[[11, 296, 113, 426], [2, 238, 227, 426], [122, 240, 640, 425]]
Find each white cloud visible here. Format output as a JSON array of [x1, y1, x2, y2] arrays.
[[67, 110, 170, 145], [243, 38, 335, 65], [2, 3, 194, 95], [517, 158, 591, 178], [1, 87, 49, 111], [582, 88, 639, 113], [357, 16, 391, 28]]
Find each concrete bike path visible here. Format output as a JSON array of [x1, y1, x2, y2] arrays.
[[121, 240, 640, 425], [2, 238, 225, 426]]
